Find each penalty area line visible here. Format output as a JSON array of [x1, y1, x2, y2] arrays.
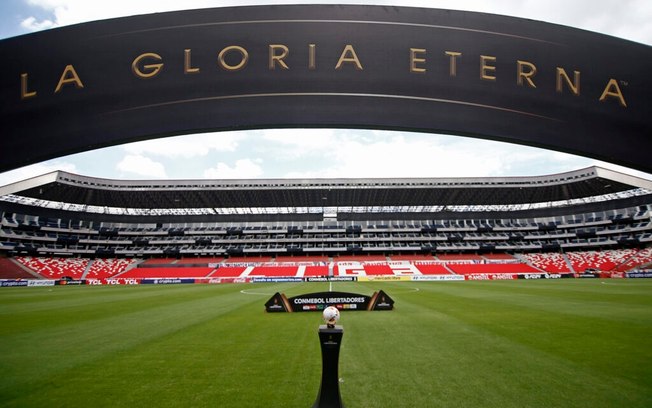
[[240, 289, 274, 296]]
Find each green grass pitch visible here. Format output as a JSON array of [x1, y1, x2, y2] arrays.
[[1, 280, 651, 407]]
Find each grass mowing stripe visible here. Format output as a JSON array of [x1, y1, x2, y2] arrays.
[[330, 280, 651, 407], [4, 285, 322, 408], [407, 281, 652, 370], [0, 284, 263, 405], [1, 280, 650, 407]]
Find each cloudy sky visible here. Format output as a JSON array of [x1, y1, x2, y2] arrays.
[[1, 0, 651, 185]]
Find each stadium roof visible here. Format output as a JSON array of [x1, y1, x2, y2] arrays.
[[0, 167, 650, 211]]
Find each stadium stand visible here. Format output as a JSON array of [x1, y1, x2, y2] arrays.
[[483, 253, 517, 261], [85, 258, 135, 279], [614, 247, 652, 271], [118, 267, 215, 279], [302, 265, 330, 276], [248, 265, 300, 277], [389, 254, 435, 261], [0, 258, 40, 279], [566, 249, 637, 272], [274, 255, 330, 263], [210, 266, 249, 278], [359, 264, 395, 276], [15, 257, 89, 279], [176, 257, 224, 264], [412, 263, 454, 275], [520, 253, 571, 273], [0, 167, 651, 280], [436, 254, 484, 261], [447, 263, 541, 275]]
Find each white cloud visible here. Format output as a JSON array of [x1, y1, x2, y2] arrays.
[[275, 132, 505, 178], [203, 159, 264, 179], [116, 154, 167, 178], [121, 132, 244, 159], [20, 16, 55, 31], [17, 0, 652, 44], [275, 131, 611, 179]]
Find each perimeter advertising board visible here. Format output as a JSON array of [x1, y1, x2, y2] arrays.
[[1, 5, 651, 172]]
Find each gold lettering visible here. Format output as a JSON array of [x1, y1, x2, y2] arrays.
[[409, 48, 426, 73], [517, 60, 537, 88], [480, 55, 496, 81], [445, 51, 462, 77], [309, 44, 316, 70], [335, 44, 363, 70], [269, 44, 289, 70], [556, 67, 580, 95], [54, 64, 84, 93], [132, 53, 164, 78], [218, 45, 248, 71], [599, 79, 627, 107], [184, 49, 200, 74], [20, 73, 37, 99]]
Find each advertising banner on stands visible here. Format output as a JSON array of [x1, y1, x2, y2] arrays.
[[0, 280, 29, 287], [357, 276, 412, 282], [103, 278, 142, 285], [56, 279, 85, 285], [517, 273, 571, 279], [411, 275, 465, 281], [626, 271, 652, 278], [251, 277, 304, 283], [27, 280, 56, 287], [198, 277, 249, 284], [465, 274, 518, 281], [141, 278, 196, 285]]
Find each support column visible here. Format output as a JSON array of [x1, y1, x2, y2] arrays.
[[312, 325, 344, 408]]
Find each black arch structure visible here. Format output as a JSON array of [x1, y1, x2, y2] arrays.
[[1, 5, 651, 173]]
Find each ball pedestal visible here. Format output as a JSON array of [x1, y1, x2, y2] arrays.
[[312, 325, 345, 408]]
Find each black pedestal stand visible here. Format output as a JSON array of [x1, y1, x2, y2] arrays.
[[312, 325, 345, 408]]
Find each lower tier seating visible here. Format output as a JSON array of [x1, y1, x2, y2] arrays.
[[118, 267, 215, 278]]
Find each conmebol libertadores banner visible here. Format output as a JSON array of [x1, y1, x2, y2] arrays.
[[265, 290, 394, 312]]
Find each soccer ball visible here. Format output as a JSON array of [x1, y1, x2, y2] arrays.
[[323, 306, 340, 327]]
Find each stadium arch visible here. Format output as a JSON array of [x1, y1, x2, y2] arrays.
[[1, 4, 651, 173]]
